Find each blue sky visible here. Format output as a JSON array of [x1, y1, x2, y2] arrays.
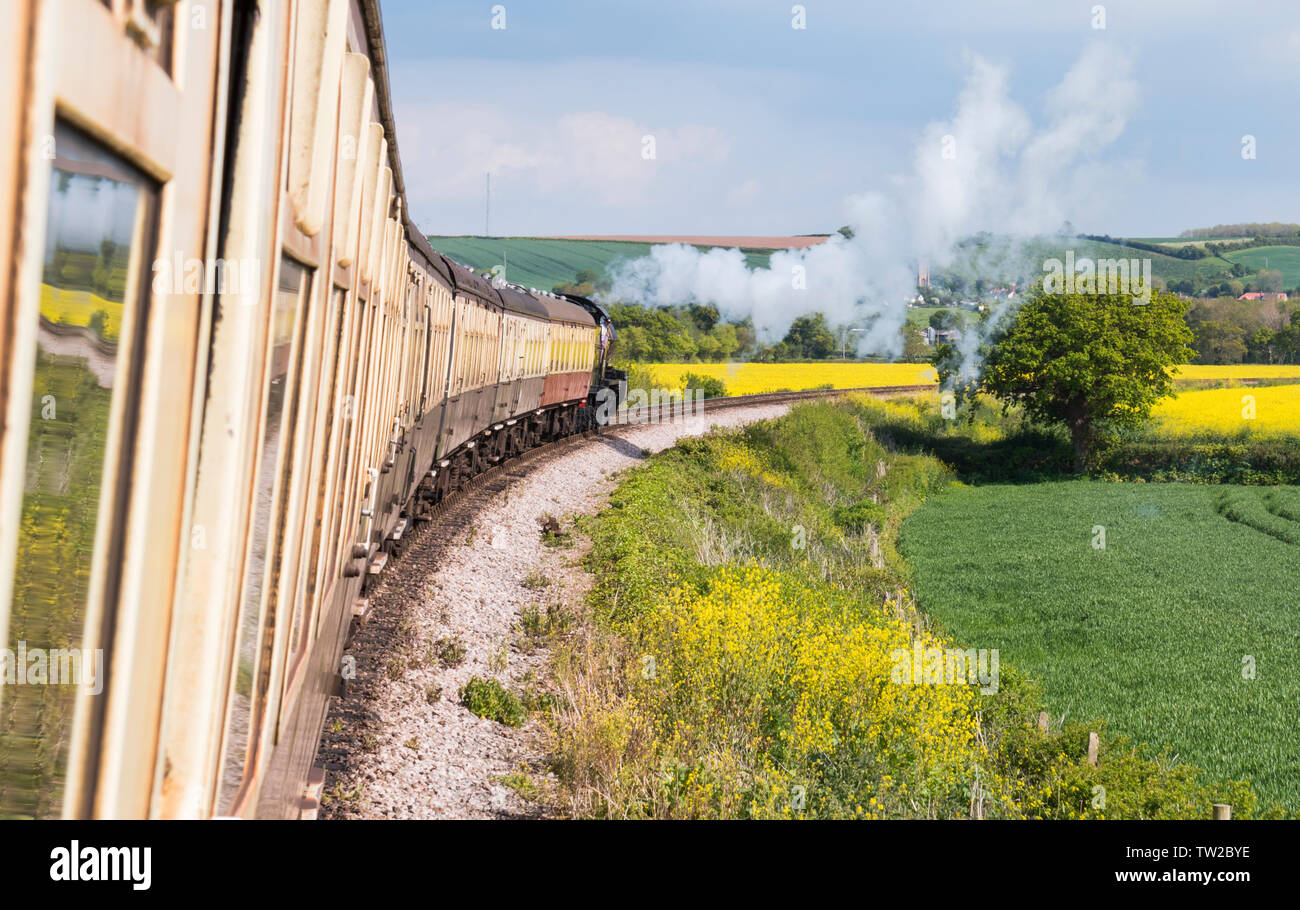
[[381, 1, 1299, 238]]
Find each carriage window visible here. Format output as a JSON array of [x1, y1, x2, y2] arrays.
[[289, 286, 347, 662], [0, 123, 157, 818], [218, 257, 311, 814], [123, 0, 175, 74], [420, 305, 432, 412], [329, 299, 365, 586], [148, 2, 175, 74]]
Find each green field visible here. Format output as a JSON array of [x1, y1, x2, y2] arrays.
[[947, 236, 1236, 286], [901, 481, 1300, 807], [905, 305, 977, 327], [1224, 246, 1300, 288], [425, 234, 1294, 301], [427, 236, 773, 292]]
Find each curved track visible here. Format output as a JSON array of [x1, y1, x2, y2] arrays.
[[317, 383, 932, 817], [409, 384, 934, 532]]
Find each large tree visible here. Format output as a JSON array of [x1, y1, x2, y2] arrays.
[[783, 312, 837, 359], [981, 289, 1193, 472]]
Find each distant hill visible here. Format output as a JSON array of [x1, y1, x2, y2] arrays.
[[425, 232, 1294, 299], [938, 235, 1235, 290], [544, 234, 830, 249], [1224, 246, 1300, 287], [1179, 223, 1300, 240], [428, 236, 780, 292]]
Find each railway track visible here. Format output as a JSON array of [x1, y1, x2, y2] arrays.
[[324, 384, 937, 817], [346, 381, 934, 653], [404, 383, 935, 534]]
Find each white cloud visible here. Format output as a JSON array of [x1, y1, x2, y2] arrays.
[[606, 45, 1147, 362], [396, 102, 729, 221]]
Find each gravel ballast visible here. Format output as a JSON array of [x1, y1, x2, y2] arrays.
[[319, 403, 791, 819]]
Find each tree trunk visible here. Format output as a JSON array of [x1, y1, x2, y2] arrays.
[[1066, 400, 1089, 474], [1070, 425, 1087, 474]]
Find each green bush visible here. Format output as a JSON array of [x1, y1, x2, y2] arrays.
[[842, 391, 1300, 485], [832, 499, 888, 532], [1101, 436, 1300, 484], [459, 677, 525, 727], [679, 371, 727, 399]]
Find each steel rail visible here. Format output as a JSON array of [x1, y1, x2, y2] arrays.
[[403, 383, 935, 531]]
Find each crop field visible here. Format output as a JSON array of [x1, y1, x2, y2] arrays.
[[905, 305, 977, 328], [640, 362, 1300, 401], [1172, 364, 1300, 381], [642, 361, 939, 395], [424, 234, 1257, 295], [428, 235, 773, 292], [901, 481, 1300, 806], [1224, 245, 1300, 288], [945, 236, 1235, 286], [563, 400, 1271, 817], [1139, 237, 1250, 249], [1152, 383, 1300, 434]]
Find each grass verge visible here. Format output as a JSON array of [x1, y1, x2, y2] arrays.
[[544, 401, 1273, 818]]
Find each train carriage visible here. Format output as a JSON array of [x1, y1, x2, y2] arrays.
[[0, 0, 615, 819]]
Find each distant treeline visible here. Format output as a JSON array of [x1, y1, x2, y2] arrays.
[[1077, 234, 1213, 260], [1187, 296, 1300, 365], [1078, 231, 1300, 263], [1200, 236, 1300, 255], [1180, 223, 1300, 240], [605, 303, 857, 363], [550, 269, 883, 362], [553, 262, 1299, 367], [603, 294, 1298, 368]]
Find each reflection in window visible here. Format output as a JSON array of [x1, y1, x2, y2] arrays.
[[0, 123, 156, 818], [218, 258, 309, 814], [331, 303, 365, 582], [289, 288, 347, 660]]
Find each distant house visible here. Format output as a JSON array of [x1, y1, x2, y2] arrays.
[[1238, 291, 1288, 301], [922, 327, 962, 346]]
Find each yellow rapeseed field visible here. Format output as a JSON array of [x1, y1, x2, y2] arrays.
[[640, 565, 985, 818], [644, 361, 1300, 396], [1153, 383, 1300, 434], [1170, 364, 1300, 380], [644, 362, 939, 395]]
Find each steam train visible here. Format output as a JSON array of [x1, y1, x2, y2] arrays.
[[0, 0, 621, 818]]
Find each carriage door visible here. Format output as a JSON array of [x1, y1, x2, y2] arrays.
[[0, 1, 224, 818]]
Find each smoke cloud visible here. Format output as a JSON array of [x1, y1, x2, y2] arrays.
[[603, 43, 1140, 361]]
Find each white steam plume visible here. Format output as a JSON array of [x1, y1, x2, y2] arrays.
[[603, 43, 1140, 363]]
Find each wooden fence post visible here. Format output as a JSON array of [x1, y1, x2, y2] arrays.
[[1037, 711, 1049, 734], [1213, 803, 1232, 820], [1087, 731, 1099, 767]]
